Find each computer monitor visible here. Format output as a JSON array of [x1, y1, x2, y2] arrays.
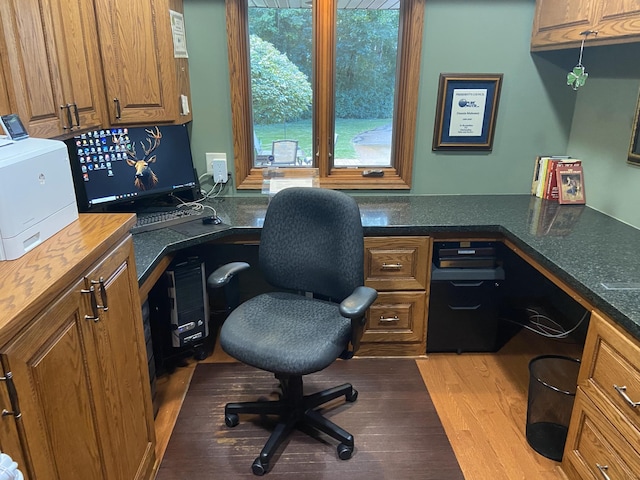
[[66, 123, 198, 212]]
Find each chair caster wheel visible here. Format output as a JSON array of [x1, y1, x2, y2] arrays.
[[337, 443, 353, 460], [252, 457, 267, 476], [346, 387, 358, 402], [225, 413, 239, 427]]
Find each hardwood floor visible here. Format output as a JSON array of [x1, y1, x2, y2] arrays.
[[152, 329, 582, 479]]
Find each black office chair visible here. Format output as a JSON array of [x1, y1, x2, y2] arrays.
[[207, 187, 377, 476]]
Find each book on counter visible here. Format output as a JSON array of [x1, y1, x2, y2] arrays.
[[531, 156, 579, 200]]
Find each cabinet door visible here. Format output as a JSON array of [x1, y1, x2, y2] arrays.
[[2, 277, 106, 480], [0, 57, 11, 115], [0, 0, 67, 137], [595, 2, 640, 43], [531, 0, 597, 51], [0, 0, 105, 137], [94, 0, 179, 124], [46, 0, 106, 132], [82, 237, 155, 480]]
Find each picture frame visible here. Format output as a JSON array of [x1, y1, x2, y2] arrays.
[[556, 165, 586, 205], [627, 88, 640, 166], [432, 73, 503, 151]]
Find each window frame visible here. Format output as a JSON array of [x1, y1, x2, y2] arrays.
[[225, 0, 424, 190]]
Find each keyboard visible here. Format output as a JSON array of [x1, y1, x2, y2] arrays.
[[131, 208, 203, 234]]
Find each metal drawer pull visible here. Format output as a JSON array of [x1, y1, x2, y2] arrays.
[[614, 385, 640, 408], [91, 277, 108, 312], [596, 464, 610, 480], [381, 263, 403, 270], [0, 372, 21, 419], [379, 315, 399, 323], [450, 281, 484, 287], [448, 304, 481, 311], [81, 286, 100, 322]]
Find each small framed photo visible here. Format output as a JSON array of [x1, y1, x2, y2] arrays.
[[627, 87, 640, 166], [556, 165, 586, 205], [432, 73, 503, 151]]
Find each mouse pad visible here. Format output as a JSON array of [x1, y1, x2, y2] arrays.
[[169, 219, 229, 236]]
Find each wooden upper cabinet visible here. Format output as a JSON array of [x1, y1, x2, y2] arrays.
[[94, 0, 192, 124], [0, 55, 11, 115], [0, 0, 105, 138], [532, 0, 640, 51], [46, 0, 106, 133]]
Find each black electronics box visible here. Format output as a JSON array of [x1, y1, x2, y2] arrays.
[[428, 241, 505, 353], [434, 241, 497, 269], [148, 255, 212, 375]]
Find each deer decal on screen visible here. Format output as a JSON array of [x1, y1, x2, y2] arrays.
[[113, 127, 162, 191]]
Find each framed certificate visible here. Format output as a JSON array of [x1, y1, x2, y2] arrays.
[[432, 74, 503, 151]]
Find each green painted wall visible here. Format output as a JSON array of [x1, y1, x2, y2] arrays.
[[564, 42, 640, 228], [183, 0, 640, 229]]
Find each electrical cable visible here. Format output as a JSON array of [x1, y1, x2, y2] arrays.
[[501, 307, 589, 339]]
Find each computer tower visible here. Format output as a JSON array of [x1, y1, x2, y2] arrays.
[[166, 258, 210, 347], [148, 255, 211, 375]]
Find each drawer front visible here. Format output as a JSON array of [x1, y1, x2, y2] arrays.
[[564, 392, 639, 480], [363, 291, 426, 344], [364, 237, 430, 291], [580, 311, 640, 445]]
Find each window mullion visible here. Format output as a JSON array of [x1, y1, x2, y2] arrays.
[[313, 0, 336, 178]]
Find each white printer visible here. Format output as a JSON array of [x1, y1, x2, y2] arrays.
[[0, 137, 78, 260]]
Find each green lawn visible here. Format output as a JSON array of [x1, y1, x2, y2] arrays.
[[254, 118, 391, 159]]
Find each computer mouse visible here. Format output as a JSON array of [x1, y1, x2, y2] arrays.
[[202, 215, 222, 225]]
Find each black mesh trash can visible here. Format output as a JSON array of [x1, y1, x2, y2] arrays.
[[526, 355, 581, 461]]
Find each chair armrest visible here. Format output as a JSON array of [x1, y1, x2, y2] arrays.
[[339, 286, 377, 319], [207, 262, 250, 289]]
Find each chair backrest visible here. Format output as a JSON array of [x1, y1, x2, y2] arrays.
[[259, 187, 364, 302], [271, 140, 298, 165]]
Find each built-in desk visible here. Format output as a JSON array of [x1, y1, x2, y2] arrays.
[[133, 194, 640, 479], [133, 194, 640, 341]]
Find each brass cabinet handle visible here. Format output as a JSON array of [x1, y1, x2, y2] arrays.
[[596, 463, 610, 480], [81, 286, 100, 322], [381, 263, 402, 270], [0, 372, 21, 418], [379, 315, 399, 323], [72, 103, 80, 127], [614, 385, 640, 408], [91, 277, 108, 312], [60, 104, 72, 130]]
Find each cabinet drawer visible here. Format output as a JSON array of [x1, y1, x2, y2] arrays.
[[363, 291, 426, 344], [564, 392, 639, 480], [580, 311, 640, 445], [364, 237, 430, 291]]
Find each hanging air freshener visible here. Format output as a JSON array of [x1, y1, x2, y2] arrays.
[[567, 30, 597, 90]]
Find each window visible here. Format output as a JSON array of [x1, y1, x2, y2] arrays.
[[226, 0, 424, 189]]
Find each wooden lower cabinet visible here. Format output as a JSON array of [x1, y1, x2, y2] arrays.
[[562, 310, 640, 479], [359, 236, 431, 356], [0, 216, 155, 480]]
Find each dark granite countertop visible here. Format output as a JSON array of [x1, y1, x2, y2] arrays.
[[132, 194, 640, 340]]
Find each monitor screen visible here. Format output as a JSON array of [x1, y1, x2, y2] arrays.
[[66, 124, 198, 212]]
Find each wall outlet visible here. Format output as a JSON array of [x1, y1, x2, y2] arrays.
[[205, 153, 228, 183]]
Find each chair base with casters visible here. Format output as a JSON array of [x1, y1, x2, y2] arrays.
[[224, 373, 358, 476]]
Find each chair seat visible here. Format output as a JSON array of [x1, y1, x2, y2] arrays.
[[220, 291, 352, 376]]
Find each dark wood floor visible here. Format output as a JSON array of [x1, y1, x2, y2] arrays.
[[156, 358, 464, 479]]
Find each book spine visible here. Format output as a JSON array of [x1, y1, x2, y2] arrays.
[[543, 160, 560, 200], [536, 157, 549, 198], [531, 156, 542, 195]]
